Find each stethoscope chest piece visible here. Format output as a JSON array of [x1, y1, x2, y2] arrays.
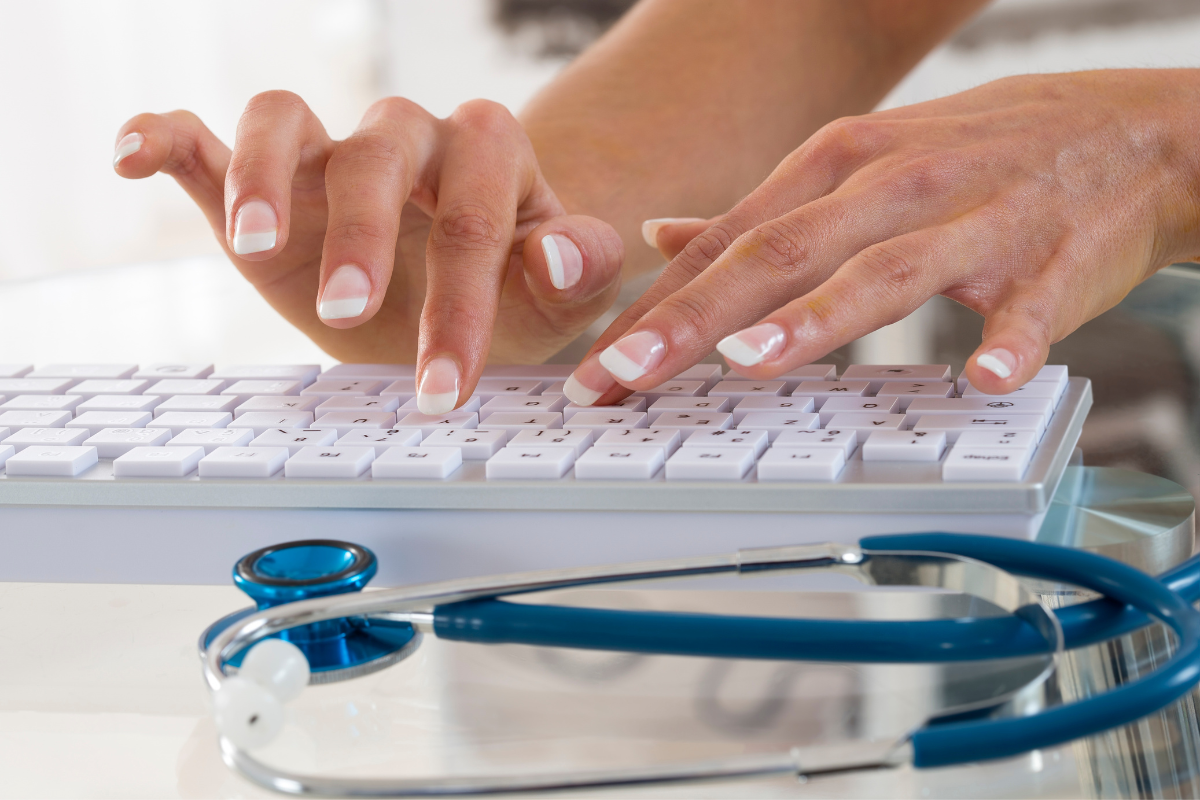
[[200, 539, 420, 683]]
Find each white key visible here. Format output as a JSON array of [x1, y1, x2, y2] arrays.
[[0, 409, 72, 429], [29, 364, 137, 380], [422, 428, 509, 459], [318, 364, 416, 381], [231, 411, 314, 436], [0, 427, 8, 441], [372, 446, 463, 479], [316, 395, 401, 414], [756, 448, 846, 481], [473, 379, 544, 399], [594, 427, 681, 456], [3, 427, 90, 451], [649, 396, 731, 413], [5, 445, 98, 476], [0, 378, 76, 395], [299, 379, 385, 400], [792, 381, 871, 409], [284, 445, 376, 478], [66, 379, 150, 398], [221, 380, 303, 404], [198, 446, 290, 478], [957, 365, 1069, 395], [567, 411, 650, 430], [486, 447, 575, 479], [506, 428, 593, 457], [683, 428, 769, 456], [76, 394, 162, 413], [479, 412, 564, 432], [738, 411, 820, 440], [911, 414, 1044, 443], [817, 396, 899, 426], [312, 411, 399, 437], [143, 378, 227, 396], [234, 395, 321, 417], [904, 397, 1054, 420], [133, 363, 215, 380], [483, 365, 576, 381], [665, 447, 755, 480], [707, 380, 787, 398], [954, 430, 1038, 450], [67, 411, 153, 435], [874, 381, 955, 411], [147, 411, 233, 436], [251, 428, 338, 455], [638, 380, 707, 401], [841, 365, 952, 394], [772, 428, 859, 457], [539, 381, 567, 396], [399, 395, 482, 413], [154, 394, 242, 415], [648, 411, 732, 430], [333, 428, 423, 453], [942, 446, 1032, 482], [83, 427, 172, 457], [379, 379, 417, 399], [479, 395, 567, 414], [574, 446, 664, 480], [396, 411, 478, 432], [0, 444, 13, 469], [727, 364, 837, 391], [168, 427, 255, 454], [562, 397, 647, 420], [731, 396, 815, 424], [962, 383, 1063, 402], [1, 394, 85, 412], [862, 430, 947, 462], [672, 364, 724, 385], [0, 365, 32, 379], [211, 365, 320, 387], [113, 445, 205, 477], [824, 413, 906, 433]]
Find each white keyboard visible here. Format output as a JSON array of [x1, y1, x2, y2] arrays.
[[0, 361, 1091, 586]]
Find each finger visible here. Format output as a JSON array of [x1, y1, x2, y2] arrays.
[[965, 295, 1057, 394], [641, 217, 708, 260], [113, 111, 231, 233], [523, 215, 624, 317], [317, 97, 440, 328], [224, 91, 333, 260]]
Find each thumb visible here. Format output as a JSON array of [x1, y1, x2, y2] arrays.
[[641, 217, 714, 261], [522, 214, 625, 329], [965, 298, 1054, 394]]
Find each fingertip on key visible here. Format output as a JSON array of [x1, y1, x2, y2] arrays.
[[598, 330, 666, 383]]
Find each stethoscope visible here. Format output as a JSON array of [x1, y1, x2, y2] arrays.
[[200, 534, 1200, 796]]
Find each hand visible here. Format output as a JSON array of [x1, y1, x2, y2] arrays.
[[561, 70, 1200, 406], [113, 93, 623, 413]]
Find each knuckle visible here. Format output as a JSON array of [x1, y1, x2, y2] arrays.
[[889, 154, 954, 198], [675, 222, 738, 274], [326, 219, 393, 248], [243, 89, 308, 119], [452, 99, 516, 135], [739, 219, 815, 278], [367, 95, 425, 122], [433, 204, 505, 250], [809, 115, 877, 167], [658, 292, 725, 344], [855, 241, 920, 299], [332, 130, 407, 172]]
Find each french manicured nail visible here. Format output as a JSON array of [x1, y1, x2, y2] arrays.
[[541, 233, 582, 290], [563, 353, 616, 406], [716, 322, 786, 367], [599, 330, 666, 383], [641, 217, 705, 249], [232, 199, 279, 255], [112, 132, 144, 168], [417, 357, 460, 415], [317, 264, 370, 321], [977, 349, 1015, 379]]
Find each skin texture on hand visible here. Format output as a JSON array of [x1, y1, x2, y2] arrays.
[[569, 69, 1200, 403]]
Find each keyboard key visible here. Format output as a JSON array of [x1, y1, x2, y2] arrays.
[[473, 379, 543, 399], [133, 363, 215, 380], [372, 447, 462, 479], [147, 411, 233, 436], [333, 428, 424, 453], [479, 395, 567, 414], [379, 379, 417, 400], [567, 411, 650, 430], [731, 396, 815, 424], [284, 446, 376, 478], [399, 395, 482, 414], [841, 365, 951, 393], [113, 445, 205, 477], [3, 427, 90, 451], [575, 446, 665, 480], [563, 397, 648, 420], [0, 365, 32, 378], [1, 394, 85, 412], [232, 412, 314, 436], [956, 365, 1069, 395], [649, 396, 731, 413], [792, 381, 870, 408], [83, 427, 172, 457], [313, 411, 399, 437], [665, 447, 755, 480], [76, 394, 162, 414], [904, 397, 1054, 421], [5, 445, 98, 476], [756, 448, 846, 481], [911, 414, 1044, 443], [539, 381, 567, 396], [707, 380, 787, 398], [318, 364, 416, 381], [143, 379, 227, 396], [66, 411, 153, 435], [738, 411, 820, 440], [954, 430, 1038, 450], [824, 413, 906, 433], [0, 378, 76, 395], [673, 364, 724, 385], [648, 411, 732, 430], [861, 430, 947, 462], [396, 411, 479, 432], [211, 365, 320, 387], [639, 380, 706, 401], [421, 428, 509, 459], [771, 428, 860, 456], [485, 447, 575, 479], [252, 428, 338, 455], [0, 409, 72, 429], [168, 428, 255, 454], [482, 364, 576, 381], [962, 383, 1063, 402], [506, 428, 593, 457], [29, 364, 137, 380], [942, 447, 1032, 482], [233, 395, 321, 417], [594, 427, 681, 456], [299, 379, 385, 401], [683, 428, 769, 456], [198, 446, 289, 478], [727, 364, 837, 390], [817, 396, 900, 426], [874, 381, 955, 411], [0, 444, 13, 469], [479, 412, 564, 432], [66, 379, 150, 398], [221, 380, 303, 404], [316, 395, 401, 414]]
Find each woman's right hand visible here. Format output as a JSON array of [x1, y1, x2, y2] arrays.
[[113, 92, 624, 413]]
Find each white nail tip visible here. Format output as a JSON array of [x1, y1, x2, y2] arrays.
[[232, 231, 277, 255], [542, 235, 566, 290], [977, 353, 1013, 379], [317, 296, 368, 320], [716, 334, 765, 367], [416, 390, 457, 415], [563, 374, 603, 406], [112, 136, 143, 167], [598, 346, 646, 383]]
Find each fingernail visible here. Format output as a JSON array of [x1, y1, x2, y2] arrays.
[[541, 233, 583, 290], [641, 217, 705, 249], [977, 349, 1015, 379], [599, 330, 666, 383], [564, 353, 615, 406], [417, 357, 460, 415], [112, 132, 144, 168], [232, 199, 279, 255], [717, 322, 786, 367], [318, 265, 371, 321]]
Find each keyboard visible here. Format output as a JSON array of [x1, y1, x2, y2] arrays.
[[0, 361, 1091, 587]]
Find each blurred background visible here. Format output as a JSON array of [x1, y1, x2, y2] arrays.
[[1, 0, 1199, 490]]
